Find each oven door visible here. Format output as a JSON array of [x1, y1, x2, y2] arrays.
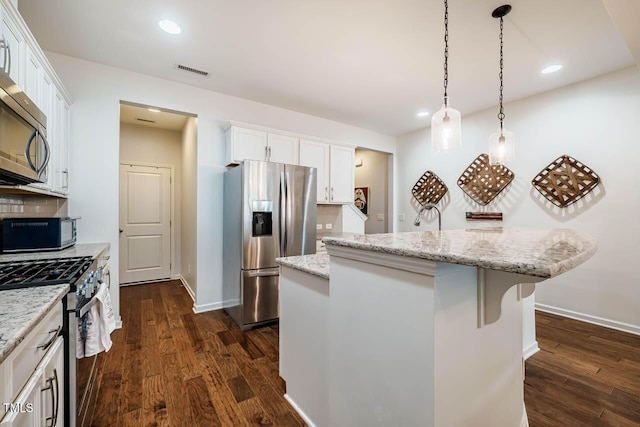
[[0, 71, 49, 184]]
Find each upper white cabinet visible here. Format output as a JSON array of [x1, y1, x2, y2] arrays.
[[329, 145, 355, 203], [225, 124, 299, 165], [299, 139, 354, 204], [0, 4, 25, 88], [0, 0, 72, 196], [299, 139, 330, 202]]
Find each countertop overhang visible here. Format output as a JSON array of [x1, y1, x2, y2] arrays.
[[321, 228, 597, 279]]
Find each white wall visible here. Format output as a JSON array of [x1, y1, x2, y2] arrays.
[[355, 149, 389, 233], [181, 117, 197, 298], [51, 52, 396, 320], [395, 66, 640, 333], [119, 123, 183, 277]]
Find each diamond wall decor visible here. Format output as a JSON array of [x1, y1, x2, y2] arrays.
[[457, 153, 514, 206], [411, 170, 448, 206], [532, 155, 600, 207]]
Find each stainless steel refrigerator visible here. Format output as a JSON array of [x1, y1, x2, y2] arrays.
[[223, 160, 317, 330]]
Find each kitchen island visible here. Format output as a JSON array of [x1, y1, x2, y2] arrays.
[[277, 228, 597, 427]]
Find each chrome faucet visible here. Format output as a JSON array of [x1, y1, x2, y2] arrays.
[[414, 203, 442, 230]]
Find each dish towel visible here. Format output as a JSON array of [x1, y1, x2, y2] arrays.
[[76, 281, 116, 358]]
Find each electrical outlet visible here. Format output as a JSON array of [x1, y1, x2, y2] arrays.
[[316, 224, 323, 230], [325, 224, 333, 230], [376, 214, 384, 221], [399, 214, 406, 222]]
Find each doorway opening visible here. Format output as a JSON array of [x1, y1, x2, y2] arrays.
[[118, 101, 197, 295], [354, 148, 392, 234]]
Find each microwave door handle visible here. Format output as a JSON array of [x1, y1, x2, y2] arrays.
[[39, 132, 51, 176], [25, 129, 37, 172]]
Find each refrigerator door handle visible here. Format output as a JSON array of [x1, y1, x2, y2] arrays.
[[279, 171, 287, 257], [283, 171, 290, 257]]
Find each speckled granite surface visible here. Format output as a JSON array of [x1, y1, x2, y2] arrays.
[[277, 253, 330, 279], [0, 284, 69, 364], [323, 228, 597, 278], [0, 243, 109, 262]]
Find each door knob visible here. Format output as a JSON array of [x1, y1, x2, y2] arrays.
[[119, 228, 123, 233]]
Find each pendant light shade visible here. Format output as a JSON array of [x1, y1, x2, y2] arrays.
[[488, 4, 513, 166], [431, 97, 461, 151], [431, 0, 461, 152], [489, 128, 515, 164]]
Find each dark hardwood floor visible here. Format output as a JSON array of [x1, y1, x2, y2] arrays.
[[91, 281, 640, 426], [525, 311, 640, 426]]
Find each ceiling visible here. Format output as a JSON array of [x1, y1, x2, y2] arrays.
[[19, 0, 635, 136], [120, 103, 188, 131]]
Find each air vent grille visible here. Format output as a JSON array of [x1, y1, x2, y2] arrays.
[[136, 118, 156, 123], [177, 64, 209, 77]]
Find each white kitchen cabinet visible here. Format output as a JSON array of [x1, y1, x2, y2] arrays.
[[299, 140, 354, 204], [225, 124, 299, 165], [0, 4, 24, 88], [299, 139, 330, 202], [23, 45, 40, 104], [267, 133, 298, 164], [49, 89, 69, 194], [329, 145, 354, 203]]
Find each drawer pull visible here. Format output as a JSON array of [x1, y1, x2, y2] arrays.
[[42, 368, 59, 426], [37, 326, 62, 351]]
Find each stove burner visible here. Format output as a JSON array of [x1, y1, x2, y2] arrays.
[[0, 257, 94, 290]]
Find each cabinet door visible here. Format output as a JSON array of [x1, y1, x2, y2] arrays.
[[24, 46, 40, 105], [51, 90, 69, 194], [299, 139, 329, 203], [0, 9, 24, 88], [267, 133, 298, 164], [40, 338, 64, 427], [229, 127, 267, 163], [0, 369, 42, 427], [329, 145, 355, 203]]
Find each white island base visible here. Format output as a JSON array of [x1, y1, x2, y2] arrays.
[[327, 250, 539, 427], [277, 229, 596, 427]]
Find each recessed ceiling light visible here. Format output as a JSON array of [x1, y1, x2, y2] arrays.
[[158, 19, 182, 35], [417, 111, 430, 117], [147, 108, 161, 113], [541, 64, 562, 74]]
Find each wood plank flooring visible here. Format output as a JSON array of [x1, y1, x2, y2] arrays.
[[91, 281, 640, 426], [90, 280, 305, 427], [525, 311, 640, 426]]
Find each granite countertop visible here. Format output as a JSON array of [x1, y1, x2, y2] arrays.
[[317, 232, 361, 241], [323, 228, 597, 278], [0, 284, 69, 364], [0, 243, 110, 263], [276, 253, 330, 279]]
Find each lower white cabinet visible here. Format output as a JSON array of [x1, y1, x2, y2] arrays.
[[1, 337, 63, 427]]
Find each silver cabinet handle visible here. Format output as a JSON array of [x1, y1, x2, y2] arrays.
[[268, 146, 272, 161], [0, 37, 6, 73], [331, 187, 334, 201], [42, 368, 59, 427], [37, 326, 61, 351], [62, 169, 69, 190], [325, 186, 328, 201], [264, 145, 268, 161]]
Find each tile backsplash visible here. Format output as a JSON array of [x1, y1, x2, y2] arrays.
[[0, 194, 68, 220]]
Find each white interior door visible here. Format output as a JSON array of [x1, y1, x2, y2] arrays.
[[119, 164, 171, 284]]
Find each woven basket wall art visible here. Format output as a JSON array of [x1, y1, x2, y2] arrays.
[[411, 170, 448, 206], [457, 154, 514, 206], [532, 155, 600, 207]]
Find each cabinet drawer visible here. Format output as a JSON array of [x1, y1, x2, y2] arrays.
[[5, 303, 62, 407]]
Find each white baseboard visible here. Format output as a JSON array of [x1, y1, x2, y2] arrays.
[[522, 341, 539, 360], [284, 394, 316, 427], [115, 317, 122, 329], [193, 301, 224, 314], [536, 303, 640, 336], [178, 275, 196, 303]]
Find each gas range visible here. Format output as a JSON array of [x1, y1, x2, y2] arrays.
[[0, 257, 94, 290]]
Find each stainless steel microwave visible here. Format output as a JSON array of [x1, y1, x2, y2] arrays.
[[0, 68, 49, 184]]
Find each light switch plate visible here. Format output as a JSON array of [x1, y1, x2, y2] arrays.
[[399, 214, 405, 222], [316, 224, 323, 230], [376, 214, 384, 221], [325, 224, 333, 230]]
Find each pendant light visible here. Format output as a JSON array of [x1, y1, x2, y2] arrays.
[[431, 0, 461, 152], [489, 5, 514, 165]]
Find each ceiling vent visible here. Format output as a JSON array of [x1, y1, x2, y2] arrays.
[[136, 118, 156, 123], [177, 64, 209, 77]]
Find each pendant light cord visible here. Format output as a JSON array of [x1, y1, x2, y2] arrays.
[[443, 0, 449, 98], [498, 16, 505, 130]]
